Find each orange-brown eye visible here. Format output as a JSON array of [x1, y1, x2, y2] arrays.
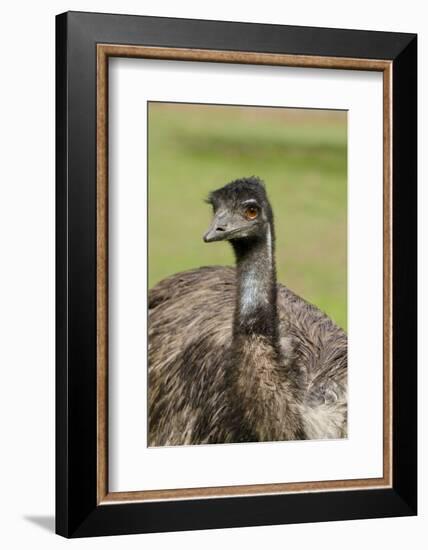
[[244, 206, 258, 220]]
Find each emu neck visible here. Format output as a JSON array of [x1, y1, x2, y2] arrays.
[[229, 224, 302, 441], [232, 224, 278, 345]]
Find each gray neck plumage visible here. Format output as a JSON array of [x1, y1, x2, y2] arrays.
[[232, 223, 279, 346], [230, 223, 303, 442]]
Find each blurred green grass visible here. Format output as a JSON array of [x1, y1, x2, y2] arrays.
[[148, 103, 347, 330]]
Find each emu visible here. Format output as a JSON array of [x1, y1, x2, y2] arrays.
[[148, 177, 347, 446]]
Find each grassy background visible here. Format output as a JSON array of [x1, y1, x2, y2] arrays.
[[148, 103, 347, 330]]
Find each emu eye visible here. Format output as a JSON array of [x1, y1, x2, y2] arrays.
[[244, 206, 258, 220]]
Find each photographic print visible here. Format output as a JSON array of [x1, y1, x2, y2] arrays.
[[57, 13, 417, 536], [147, 102, 348, 447]]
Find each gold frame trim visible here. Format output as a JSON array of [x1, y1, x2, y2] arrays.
[[96, 44, 393, 505]]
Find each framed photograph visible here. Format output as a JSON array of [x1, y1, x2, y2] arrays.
[[56, 11, 417, 538]]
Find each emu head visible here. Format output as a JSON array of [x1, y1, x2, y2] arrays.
[[203, 177, 273, 244]]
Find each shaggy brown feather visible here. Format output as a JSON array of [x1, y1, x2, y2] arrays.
[[148, 266, 347, 445]]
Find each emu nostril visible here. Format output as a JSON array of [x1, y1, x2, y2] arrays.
[[216, 226, 226, 232]]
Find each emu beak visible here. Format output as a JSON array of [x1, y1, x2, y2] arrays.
[[203, 220, 227, 242], [203, 213, 230, 243]]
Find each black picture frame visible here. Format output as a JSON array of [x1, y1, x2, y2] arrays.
[[56, 11, 417, 538]]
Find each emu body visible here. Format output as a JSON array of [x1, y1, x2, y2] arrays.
[[148, 178, 347, 446]]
